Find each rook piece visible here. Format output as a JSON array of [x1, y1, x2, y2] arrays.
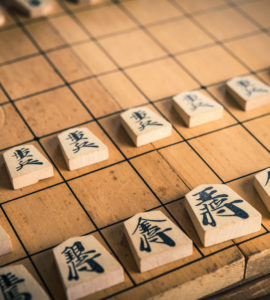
[[11, 0, 53, 18], [124, 210, 193, 272], [0, 265, 49, 299], [0, 8, 5, 26], [254, 168, 270, 212], [226, 76, 270, 111], [173, 91, 223, 127], [53, 235, 124, 300], [185, 184, 261, 247], [0, 227, 12, 257], [3, 144, 54, 190], [58, 127, 108, 171], [120, 106, 172, 147]]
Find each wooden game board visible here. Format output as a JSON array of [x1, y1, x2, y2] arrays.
[[0, 0, 270, 299]]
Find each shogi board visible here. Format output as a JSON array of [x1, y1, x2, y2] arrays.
[[0, 0, 270, 299]]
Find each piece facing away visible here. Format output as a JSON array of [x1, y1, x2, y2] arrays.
[[0, 8, 5, 26], [58, 127, 109, 171], [226, 76, 270, 111], [185, 184, 261, 247], [254, 168, 270, 212], [53, 235, 124, 300], [11, 0, 53, 18], [123, 210, 193, 273], [173, 91, 223, 128], [3, 144, 53, 190], [120, 106, 172, 147], [0, 264, 49, 299], [0, 226, 12, 257]]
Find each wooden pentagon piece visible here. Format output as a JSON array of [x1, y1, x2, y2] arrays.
[[0, 227, 12, 257], [226, 76, 270, 111], [120, 106, 172, 147], [185, 184, 261, 247], [0, 264, 49, 299], [254, 168, 270, 212], [123, 210, 193, 273], [53, 235, 124, 300], [3, 144, 53, 190], [173, 91, 223, 127], [11, 0, 53, 18], [58, 127, 109, 171]]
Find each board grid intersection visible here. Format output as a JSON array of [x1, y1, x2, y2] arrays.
[[0, 0, 269, 299]]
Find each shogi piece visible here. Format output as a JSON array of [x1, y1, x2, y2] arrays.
[[0, 8, 5, 26], [123, 211, 193, 272], [254, 168, 270, 212], [120, 107, 172, 147], [185, 184, 261, 247], [53, 235, 124, 300], [226, 76, 270, 111], [3, 144, 53, 190], [173, 91, 223, 127], [11, 0, 53, 18], [0, 227, 12, 257], [58, 127, 109, 171], [0, 265, 49, 299]]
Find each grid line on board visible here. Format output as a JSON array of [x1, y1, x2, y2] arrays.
[[3, 12, 138, 292], [0, 0, 269, 299]]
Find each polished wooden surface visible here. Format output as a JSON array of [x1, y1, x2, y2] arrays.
[[0, 0, 269, 299]]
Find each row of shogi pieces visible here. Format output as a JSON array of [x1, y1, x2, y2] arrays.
[[0, 80, 270, 299], [0, 0, 98, 24]]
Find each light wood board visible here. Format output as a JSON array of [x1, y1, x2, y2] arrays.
[[0, 0, 269, 299]]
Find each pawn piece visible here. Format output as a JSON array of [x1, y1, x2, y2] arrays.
[[254, 168, 270, 212], [226, 76, 270, 111], [53, 235, 124, 300], [11, 0, 53, 18], [0, 227, 12, 257], [58, 127, 109, 171], [123, 210, 193, 273], [0, 265, 49, 299], [0, 8, 5, 26], [3, 144, 54, 190], [173, 91, 223, 128], [120, 106, 172, 147], [185, 184, 261, 247]]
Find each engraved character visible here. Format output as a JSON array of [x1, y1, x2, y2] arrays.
[[62, 241, 104, 281], [0, 272, 31, 300], [13, 148, 43, 171], [29, 0, 41, 6], [193, 186, 249, 227], [66, 130, 99, 154], [132, 217, 175, 252], [237, 80, 268, 97], [184, 94, 213, 112], [130, 110, 163, 131], [265, 171, 270, 186]]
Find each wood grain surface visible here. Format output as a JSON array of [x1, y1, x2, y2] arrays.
[[0, 0, 269, 299]]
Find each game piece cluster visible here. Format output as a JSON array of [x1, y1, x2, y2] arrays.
[[0, 0, 100, 25], [0, 72, 269, 298]]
